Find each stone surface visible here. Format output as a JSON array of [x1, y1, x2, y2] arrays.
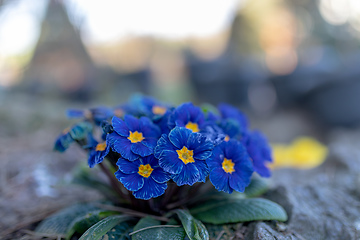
[[244, 129, 360, 240]]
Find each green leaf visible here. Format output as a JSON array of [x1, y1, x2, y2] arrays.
[[190, 198, 288, 224], [35, 203, 100, 235], [100, 221, 134, 240], [244, 177, 269, 198], [131, 216, 185, 240], [79, 215, 133, 240], [174, 209, 209, 240], [66, 210, 118, 240]]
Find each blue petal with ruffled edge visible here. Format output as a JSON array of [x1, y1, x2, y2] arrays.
[[209, 167, 233, 194], [112, 116, 130, 137], [115, 155, 169, 200], [168, 103, 205, 131], [171, 163, 200, 186], [169, 127, 191, 149], [108, 133, 139, 161], [154, 134, 176, 158], [133, 177, 167, 200], [186, 132, 214, 160], [243, 131, 272, 177], [156, 127, 213, 186], [117, 158, 139, 174], [115, 169, 144, 191], [158, 150, 184, 174], [206, 140, 253, 193]]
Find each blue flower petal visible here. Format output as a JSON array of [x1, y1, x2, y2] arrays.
[[142, 137, 158, 149], [171, 163, 200, 186], [253, 162, 271, 178], [124, 114, 140, 131], [115, 170, 144, 191], [206, 146, 224, 169], [187, 103, 204, 124], [139, 117, 160, 138], [151, 167, 170, 183], [159, 150, 184, 174], [142, 155, 159, 166], [229, 169, 252, 193], [154, 134, 176, 158], [209, 167, 232, 194], [112, 116, 129, 137], [116, 158, 139, 174], [169, 127, 191, 149], [187, 132, 213, 160], [131, 142, 152, 157], [133, 178, 167, 200], [88, 151, 97, 168], [193, 160, 209, 183], [108, 133, 139, 161]]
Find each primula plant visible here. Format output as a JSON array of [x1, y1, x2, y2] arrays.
[[37, 95, 287, 240]]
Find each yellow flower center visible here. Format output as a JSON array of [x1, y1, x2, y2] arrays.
[[128, 131, 145, 143], [96, 142, 107, 151], [222, 158, 235, 174], [224, 135, 230, 142], [138, 164, 153, 178], [185, 122, 199, 133], [152, 106, 167, 115], [176, 146, 195, 164]]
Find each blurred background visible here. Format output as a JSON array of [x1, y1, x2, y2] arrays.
[[1, 0, 360, 237]]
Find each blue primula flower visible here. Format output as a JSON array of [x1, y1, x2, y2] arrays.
[[115, 155, 170, 200], [130, 94, 171, 119], [168, 103, 205, 133], [243, 130, 272, 177], [218, 103, 248, 131], [108, 115, 161, 161], [67, 107, 113, 126], [54, 122, 93, 152], [54, 129, 74, 152], [87, 135, 111, 168], [155, 127, 213, 186], [206, 140, 253, 193]]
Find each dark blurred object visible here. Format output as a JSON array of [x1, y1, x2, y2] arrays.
[[21, 0, 97, 100], [185, 15, 267, 106]]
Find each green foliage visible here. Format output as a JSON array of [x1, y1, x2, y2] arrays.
[[98, 220, 134, 240], [243, 177, 269, 198], [79, 215, 133, 240], [190, 198, 288, 224], [35, 203, 100, 235], [173, 209, 209, 240], [66, 210, 118, 239], [131, 216, 186, 240]]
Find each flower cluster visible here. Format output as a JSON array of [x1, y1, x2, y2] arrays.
[[55, 95, 273, 200]]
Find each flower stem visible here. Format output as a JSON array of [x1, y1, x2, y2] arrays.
[[99, 162, 129, 202]]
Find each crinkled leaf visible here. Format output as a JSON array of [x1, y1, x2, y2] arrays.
[[190, 198, 288, 224], [66, 210, 118, 240], [244, 177, 269, 198], [35, 203, 100, 235], [79, 215, 133, 240], [100, 221, 134, 240], [69, 122, 93, 140], [131, 216, 185, 240], [174, 209, 209, 240]]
